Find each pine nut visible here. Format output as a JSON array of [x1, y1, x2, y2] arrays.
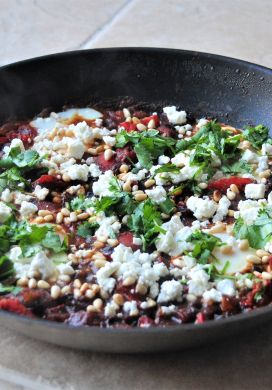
[[35, 216, 44, 224], [228, 210, 235, 217], [209, 223, 226, 234], [136, 123, 147, 131], [93, 298, 103, 310], [38, 210, 51, 217], [73, 279, 82, 289], [123, 180, 132, 192], [240, 140, 251, 150], [53, 196, 62, 204], [132, 185, 138, 191], [132, 116, 140, 124], [107, 238, 119, 247], [220, 245, 233, 255], [213, 190, 221, 202], [68, 253, 77, 262], [94, 259, 107, 268], [144, 179, 155, 188], [120, 164, 129, 173], [73, 288, 81, 299], [262, 255, 270, 264], [87, 304, 98, 313], [69, 212, 77, 222], [147, 119, 155, 129], [44, 214, 54, 222], [17, 277, 28, 287], [85, 289, 95, 299], [28, 278, 37, 289], [62, 173, 71, 182], [172, 259, 183, 268], [135, 193, 148, 201], [104, 149, 113, 161], [230, 184, 239, 194], [123, 276, 136, 286], [37, 280, 50, 289], [147, 298, 156, 308], [113, 293, 124, 306], [56, 212, 63, 224], [246, 255, 262, 264], [91, 284, 100, 294], [226, 189, 236, 200], [96, 234, 108, 243], [58, 274, 71, 283], [88, 147, 98, 155], [93, 241, 105, 249], [61, 208, 70, 216], [123, 108, 131, 118], [80, 282, 90, 294], [238, 239, 249, 251], [199, 182, 208, 189], [135, 283, 148, 295], [262, 272, 272, 280], [51, 285, 61, 299], [77, 212, 89, 220], [61, 285, 71, 295], [258, 169, 271, 179], [256, 249, 270, 258]]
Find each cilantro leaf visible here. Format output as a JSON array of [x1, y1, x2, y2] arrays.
[[154, 164, 180, 174], [77, 221, 99, 238], [222, 160, 252, 175], [0, 256, 14, 281], [70, 195, 94, 211], [186, 230, 222, 264], [0, 284, 22, 295], [42, 231, 67, 253], [243, 124, 269, 149]]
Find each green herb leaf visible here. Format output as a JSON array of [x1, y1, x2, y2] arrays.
[[222, 160, 252, 175], [243, 124, 269, 149], [186, 230, 222, 264], [77, 221, 99, 238]]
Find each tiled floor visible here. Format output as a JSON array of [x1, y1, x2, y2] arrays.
[[1, 0, 272, 389]]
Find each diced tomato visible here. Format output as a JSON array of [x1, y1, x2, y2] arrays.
[[195, 312, 205, 323], [138, 315, 154, 327], [0, 297, 29, 316], [119, 121, 137, 132], [94, 152, 118, 172], [207, 177, 254, 192], [140, 114, 160, 127], [35, 174, 66, 190], [118, 231, 141, 251]]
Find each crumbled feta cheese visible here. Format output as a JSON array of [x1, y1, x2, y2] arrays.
[[1, 188, 13, 203], [93, 170, 115, 197], [262, 143, 272, 156], [203, 288, 222, 302], [96, 262, 119, 292], [188, 267, 210, 296], [234, 199, 264, 225], [187, 196, 218, 221], [123, 301, 139, 316], [29, 252, 56, 280], [245, 183, 265, 199], [89, 163, 101, 178], [163, 106, 187, 125], [132, 237, 143, 246], [196, 118, 208, 128], [95, 214, 121, 238], [256, 156, 268, 173], [212, 196, 231, 223], [241, 149, 258, 163], [33, 185, 49, 200], [9, 138, 25, 152], [66, 164, 89, 181], [104, 301, 119, 318], [145, 186, 167, 204], [157, 280, 183, 303], [171, 152, 188, 167], [161, 305, 176, 315], [8, 246, 22, 261], [158, 155, 170, 165], [57, 263, 75, 275], [67, 139, 85, 159], [19, 201, 38, 218], [217, 279, 236, 297], [103, 135, 116, 147], [14, 192, 32, 205]]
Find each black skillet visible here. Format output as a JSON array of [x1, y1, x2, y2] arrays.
[[0, 48, 272, 353]]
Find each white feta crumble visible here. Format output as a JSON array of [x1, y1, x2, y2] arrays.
[[216, 279, 236, 297], [89, 163, 102, 178], [157, 280, 183, 303], [96, 262, 119, 293], [14, 192, 32, 205], [67, 139, 85, 159], [163, 106, 187, 125], [95, 214, 121, 238], [234, 199, 265, 225], [256, 156, 268, 173], [104, 301, 119, 318], [9, 138, 25, 153], [0, 202, 12, 222], [171, 152, 188, 167], [188, 266, 210, 296], [1, 188, 13, 203], [186, 196, 218, 221], [241, 149, 258, 163], [123, 301, 139, 316], [203, 288, 222, 303], [66, 164, 89, 181], [158, 155, 170, 165], [29, 252, 56, 280], [262, 143, 272, 156], [244, 183, 265, 199], [212, 196, 231, 223], [196, 118, 209, 128], [57, 263, 75, 275], [103, 135, 116, 147], [145, 186, 167, 204], [19, 201, 38, 219], [33, 185, 49, 200], [161, 305, 176, 315], [93, 170, 115, 197]]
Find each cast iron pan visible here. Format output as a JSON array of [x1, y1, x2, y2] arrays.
[[0, 48, 272, 353]]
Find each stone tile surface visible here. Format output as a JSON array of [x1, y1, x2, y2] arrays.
[[0, 0, 127, 65], [1, 0, 272, 389]]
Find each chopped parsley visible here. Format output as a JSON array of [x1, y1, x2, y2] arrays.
[[77, 221, 99, 238], [186, 230, 223, 265], [243, 124, 269, 149]]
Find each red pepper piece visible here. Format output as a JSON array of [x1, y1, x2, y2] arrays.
[[119, 122, 137, 132], [195, 312, 205, 324], [0, 297, 29, 316], [118, 231, 141, 251], [207, 177, 254, 192], [35, 175, 67, 190], [141, 114, 160, 127]]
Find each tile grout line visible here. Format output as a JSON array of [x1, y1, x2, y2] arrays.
[[75, 0, 136, 49]]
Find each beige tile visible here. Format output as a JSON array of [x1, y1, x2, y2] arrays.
[[0, 0, 127, 65], [88, 0, 272, 68]]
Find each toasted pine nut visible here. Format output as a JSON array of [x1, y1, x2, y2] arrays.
[[135, 283, 148, 295], [123, 180, 132, 192], [87, 304, 98, 313], [135, 193, 148, 201], [230, 184, 239, 193], [94, 259, 107, 268], [213, 190, 221, 202], [123, 276, 136, 286], [73, 279, 82, 289], [199, 182, 208, 189], [61, 208, 70, 216], [17, 277, 28, 287], [35, 216, 44, 224], [77, 212, 89, 220], [51, 285, 61, 299], [56, 212, 63, 224], [136, 123, 147, 131], [38, 210, 51, 217], [28, 278, 37, 289], [147, 119, 155, 129], [240, 140, 251, 150], [119, 164, 129, 173], [262, 272, 272, 280], [62, 173, 71, 182], [53, 196, 62, 204], [73, 288, 81, 299], [238, 239, 249, 251], [256, 249, 270, 258], [37, 280, 50, 289], [172, 259, 183, 268], [147, 298, 156, 308], [228, 210, 235, 217], [44, 214, 54, 222], [123, 108, 131, 118], [144, 179, 155, 188], [246, 255, 262, 264], [93, 298, 103, 310], [226, 189, 236, 200], [61, 285, 71, 295], [107, 238, 119, 247], [262, 255, 270, 264], [104, 149, 114, 161], [209, 223, 226, 234], [258, 169, 271, 179], [113, 293, 124, 306], [93, 241, 104, 249], [220, 245, 233, 255], [58, 274, 71, 283], [85, 289, 95, 299]]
